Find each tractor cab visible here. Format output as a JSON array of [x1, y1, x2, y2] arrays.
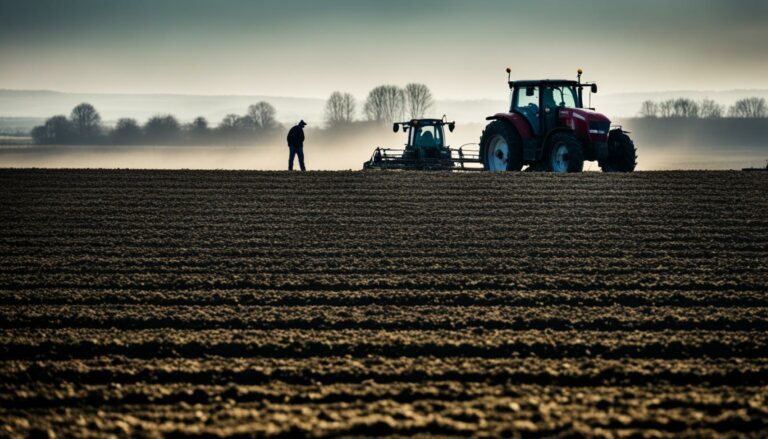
[[506, 76, 611, 166], [363, 117, 481, 170], [398, 119, 452, 157], [511, 80, 588, 135]]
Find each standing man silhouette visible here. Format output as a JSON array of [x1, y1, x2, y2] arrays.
[[287, 120, 307, 171]]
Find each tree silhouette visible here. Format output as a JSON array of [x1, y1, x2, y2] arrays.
[[184, 116, 210, 143], [110, 118, 142, 144], [404, 83, 434, 119], [699, 98, 723, 118], [639, 100, 659, 118], [70, 103, 101, 140], [729, 97, 767, 118], [144, 115, 180, 144], [364, 85, 404, 123], [191, 116, 209, 132], [30, 126, 47, 144], [324, 92, 356, 127], [236, 115, 255, 130], [672, 98, 699, 118], [30, 115, 76, 144], [247, 102, 277, 130], [218, 114, 240, 131], [659, 100, 674, 118]]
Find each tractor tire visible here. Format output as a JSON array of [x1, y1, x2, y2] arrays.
[[479, 120, 523, 172], [600, 130, 637, 172], [546, 132, 584, 173]]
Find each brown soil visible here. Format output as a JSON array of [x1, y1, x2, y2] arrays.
[[1, 170, 767, 437]]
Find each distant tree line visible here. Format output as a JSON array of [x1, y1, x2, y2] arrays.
[[31, 101, 281, 145], [324, 83, 434, 127], [31, 83, 437, 145], [639, 97, 767, 118]]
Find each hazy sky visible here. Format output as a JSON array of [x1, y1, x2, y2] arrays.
[[1, 0, 767, 99]]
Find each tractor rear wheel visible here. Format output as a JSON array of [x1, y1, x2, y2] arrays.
[[546, 132, 584, 172], [600, 130, 637, 172], [479, 120, 523, 172]]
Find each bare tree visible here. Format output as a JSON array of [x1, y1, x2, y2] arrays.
[[699, 98, 724, 118], [672, 98, 699, 118], [404, 83, 434, 119], [364, 85, 405, 124], [70, 103, 101, 138], [729, 97, 767, 118], [247, 101, 277, 129], [659, 99, 675, 118], [324, 92, 356, 127], [639, 100, 659, 118], [218, 114, 240, 130]]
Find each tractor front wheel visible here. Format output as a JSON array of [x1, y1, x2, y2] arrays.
[[600, 130, 637, 172], [546, 132, 584, 173], [479, 120, 523, 172]]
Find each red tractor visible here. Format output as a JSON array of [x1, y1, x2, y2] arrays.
[[480, 69, 637, 172]]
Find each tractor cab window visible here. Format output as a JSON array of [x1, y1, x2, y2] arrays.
[[515, 86, 539, 110], [543, 86, 579, 109], [411, 125, 444, 148], [514, 86, 540, 134]]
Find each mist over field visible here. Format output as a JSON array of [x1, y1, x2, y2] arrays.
[[1, 88, 766, 171], [1, 119, 766, 170], [0, 125, 390, 170]]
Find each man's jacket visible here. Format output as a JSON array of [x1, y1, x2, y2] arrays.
[[287, 125, 304, 148]]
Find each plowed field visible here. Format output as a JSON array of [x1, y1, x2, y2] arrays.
[[1, 170, 767, 437]]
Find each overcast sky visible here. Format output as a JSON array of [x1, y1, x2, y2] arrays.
[[1, 0, 766, 99]]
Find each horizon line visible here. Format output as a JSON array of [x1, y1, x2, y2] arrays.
[[2, 87, 768, 101]]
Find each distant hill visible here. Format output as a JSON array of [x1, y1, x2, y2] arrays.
[[1, 89, 767, 128]]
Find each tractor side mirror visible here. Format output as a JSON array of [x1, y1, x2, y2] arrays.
[[526, 86, 535, 97], [393, 123, 399, 133], [448, 122, 455, 132], [591, 84, 598, 93]]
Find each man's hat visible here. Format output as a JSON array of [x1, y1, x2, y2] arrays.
[[298, 120, 307, 127]]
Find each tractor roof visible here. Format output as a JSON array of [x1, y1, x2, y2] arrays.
[[510, 79, 580, 88], [396, 119, 448, 126]]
